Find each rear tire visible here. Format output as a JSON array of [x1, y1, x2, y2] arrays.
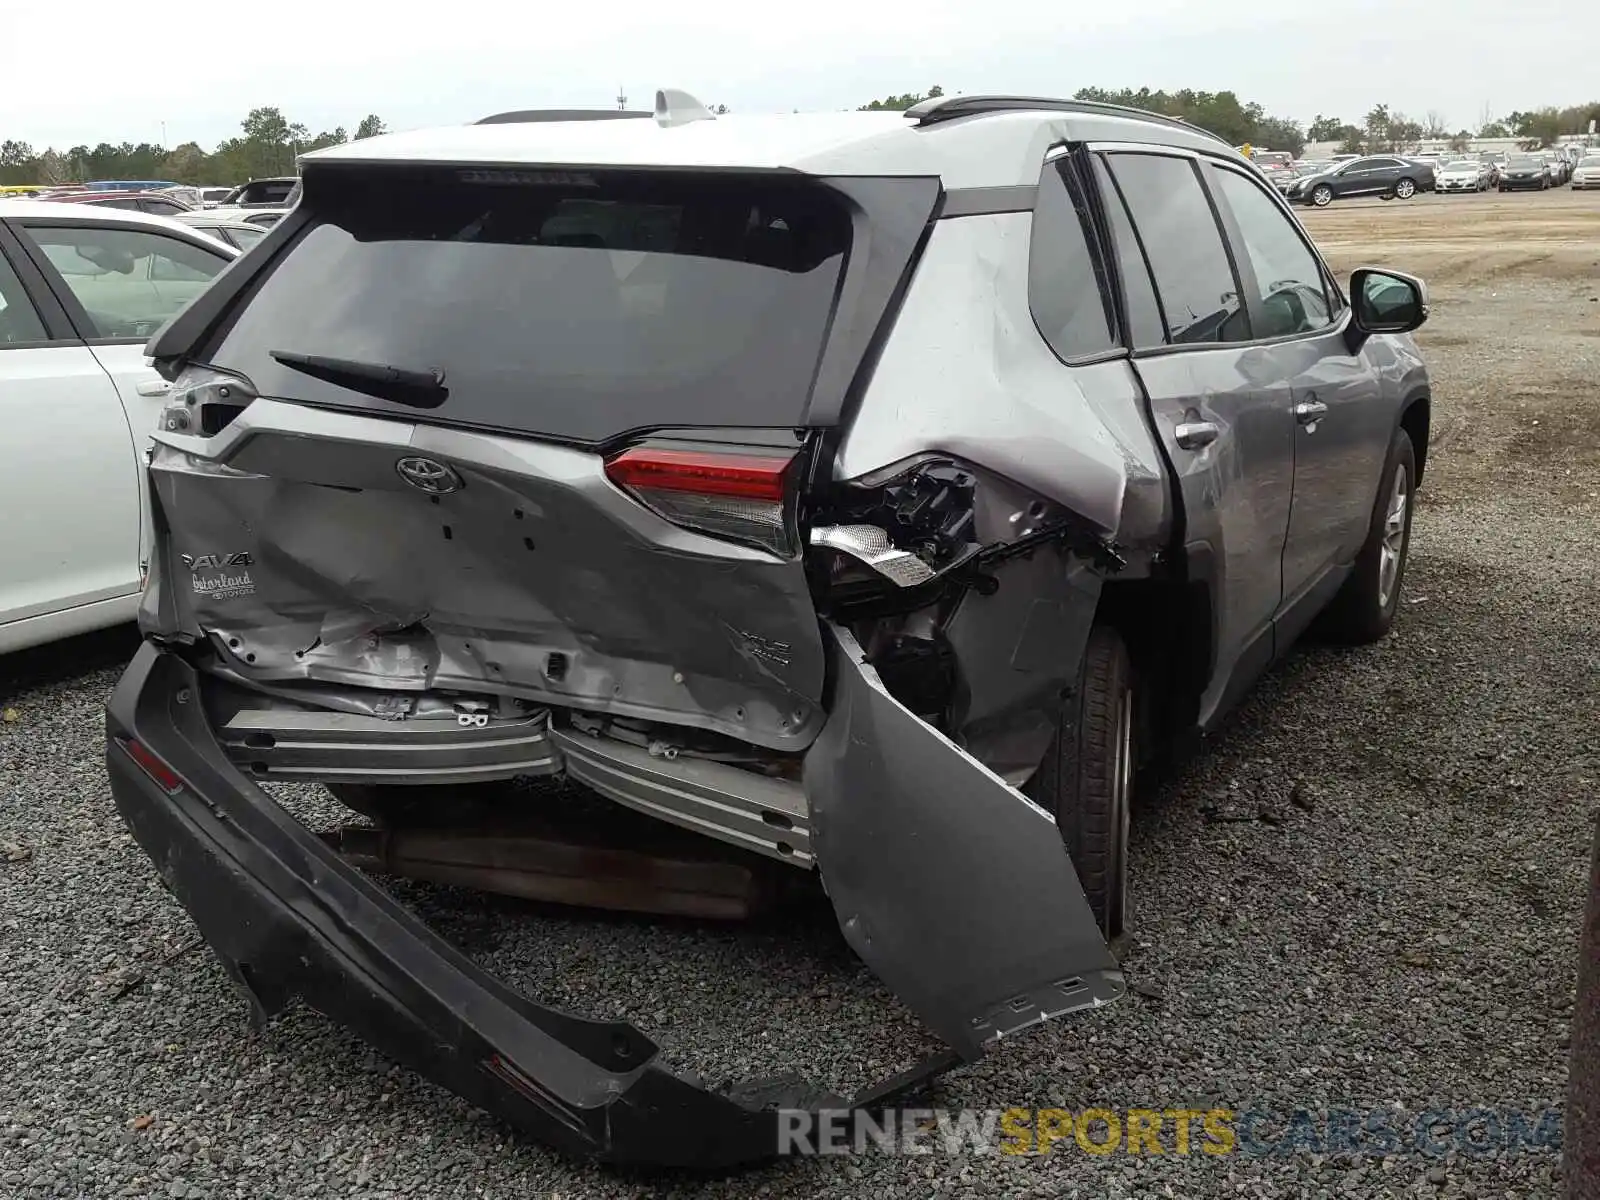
[[1319, 428, 1416, 644], [1027, 624, 1134, 940], [1395, 177, 1417, 199]]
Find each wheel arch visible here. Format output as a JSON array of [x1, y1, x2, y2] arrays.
[[1400, 391, 1431, 486], [1095, 565, 1213, 757]]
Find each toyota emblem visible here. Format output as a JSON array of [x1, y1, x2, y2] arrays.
[[395, 456, 463, 495]]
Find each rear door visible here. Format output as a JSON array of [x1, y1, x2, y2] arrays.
[[12, 218, 237, 573], [1332, 159, 1388, 198], [1203, 158, 1389, 637], [0, 222, 142, 637], [1090, 147, 1297, 726]]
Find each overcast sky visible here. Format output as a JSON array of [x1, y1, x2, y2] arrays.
[[3, 0, 1595, 150]]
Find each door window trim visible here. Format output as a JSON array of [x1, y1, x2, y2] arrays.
[[10, 218, 235, 346], [1085, 143, 1253, 359], [0, 221, 79, 346], [1025, 144, 1128, 366], [1203, 159, 1354, 349]]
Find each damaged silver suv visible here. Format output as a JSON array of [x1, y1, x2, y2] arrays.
[[106, 90, 1431, 1167]]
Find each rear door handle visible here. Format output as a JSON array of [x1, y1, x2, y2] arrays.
[[136, 380, 173, 397], [1294, 400, 1328, 425], [1175, 421, 1219, 450]]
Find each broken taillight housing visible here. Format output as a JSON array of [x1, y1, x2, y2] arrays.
[[604, 445, 799, 557], [159, 364, 257, 437]]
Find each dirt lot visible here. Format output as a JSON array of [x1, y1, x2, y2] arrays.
[[1, 190, 1597, 1200]]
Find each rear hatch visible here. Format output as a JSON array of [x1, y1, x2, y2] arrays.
[[139, 165, 934, 750]]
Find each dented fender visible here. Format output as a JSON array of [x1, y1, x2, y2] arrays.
[[803, 623, 1123, 1059]]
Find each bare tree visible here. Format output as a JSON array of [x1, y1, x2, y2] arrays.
[[1424, 110, 1449, 139]]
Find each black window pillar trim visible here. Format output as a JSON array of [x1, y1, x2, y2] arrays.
[[1194, 160, 1270, 342], [1057, 144, 1133, 353], [1087, 150, 1173, 346], [0, 220, 79, 342], [147, 204, 312, 374]]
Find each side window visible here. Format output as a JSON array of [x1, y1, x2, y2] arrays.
[[0, 250, 49, 345], [140, 198, 185, 215], [1105, 153, 1247, 346], [23, 226, 229, 338], [1211, 167, 1334, 339], [1027, 155, 1118, 359], [96, 197, 143, 211], [1090, 157, 1167, 349]]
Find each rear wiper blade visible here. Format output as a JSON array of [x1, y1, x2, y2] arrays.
[[268, 350, 448, 408]]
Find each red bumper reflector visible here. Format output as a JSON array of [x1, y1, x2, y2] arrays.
[[120, 738, 183, 793], [604, 447, 793, 502]]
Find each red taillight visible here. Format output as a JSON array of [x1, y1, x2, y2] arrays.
[[604, 445, 799, 556], [604, 447, 793, 502], [120, 738, 182, 793]]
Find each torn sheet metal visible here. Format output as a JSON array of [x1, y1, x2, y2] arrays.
[[803, 623, 1122, 1059], [942, 544, 1102, 782], [141, 402, 827, 751]]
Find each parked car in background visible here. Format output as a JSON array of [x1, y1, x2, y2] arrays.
[[1544, 153, 1570, 185], [0, 202, 237, 653], [154, 186, 206, 210], [1435, 158, 1491, 193], [172, 209, 270, 251], [240, 208, 289, 229], [1287, 155, 1433, 205], [1259, 161, 1296, 193], [198, 187, 234, 208], [53, 190, 197, 217], [1479, 151, 1509, 185], [1500, 154, 1553, 190], [111, 91, 1433, 1166], [220, 177, 297, 207], [1571, 156, 1600, 190]]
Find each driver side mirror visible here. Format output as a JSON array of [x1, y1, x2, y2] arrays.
[[1349, 267, 1428, 344]]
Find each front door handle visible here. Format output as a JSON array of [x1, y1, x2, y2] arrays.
[[1175, 421, 1219, 450], [1294, 400, 1329, 425], [135, 380, 173, 397]]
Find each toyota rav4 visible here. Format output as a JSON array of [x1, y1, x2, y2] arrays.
[[105, 90, 1432, 1167]]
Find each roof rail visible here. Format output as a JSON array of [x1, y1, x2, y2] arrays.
[[475, 109, 652, 125], [903, 94, 1230, 146]]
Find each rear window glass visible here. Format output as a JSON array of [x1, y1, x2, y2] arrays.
[[201, 168, 854, 442]]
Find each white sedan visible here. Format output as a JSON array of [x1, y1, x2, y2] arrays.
[[0, 202, 239, 653]]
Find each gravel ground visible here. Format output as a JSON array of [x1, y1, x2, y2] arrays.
[[2, 193, 1597, 1199]]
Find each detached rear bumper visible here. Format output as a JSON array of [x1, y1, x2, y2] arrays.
[[107, 636, 1120, 1165], [105, 644, 822, 1167]]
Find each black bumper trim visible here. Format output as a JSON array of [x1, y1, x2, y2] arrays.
[[107, 644, 913, 1168]]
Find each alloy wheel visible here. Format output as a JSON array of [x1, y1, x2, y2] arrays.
[[1377, 461, 1410, 609]]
